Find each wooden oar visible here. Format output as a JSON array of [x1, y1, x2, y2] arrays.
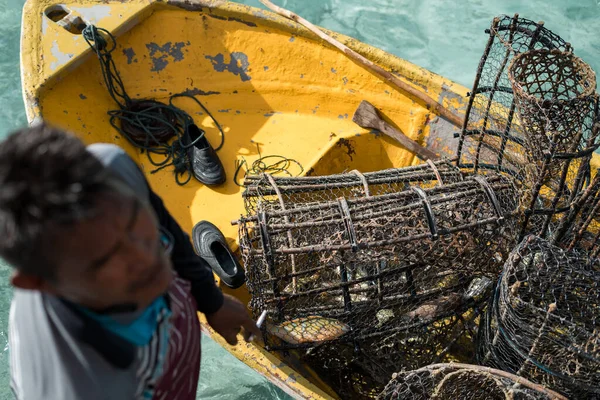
[[353, 100, 440, 161], [259, 0, 464, 128]]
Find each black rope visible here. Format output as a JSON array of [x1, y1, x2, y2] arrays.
[[82, 25, 225, 185], [234, 143, 303, 186]]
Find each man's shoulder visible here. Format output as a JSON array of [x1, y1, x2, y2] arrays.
[[9, 290, 65, 399], [9, 290, 138, 399], [10, 289, 47, 327], [9, 290, 78, 346]]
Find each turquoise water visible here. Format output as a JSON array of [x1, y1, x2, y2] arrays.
[[0, 0, 599, 398]]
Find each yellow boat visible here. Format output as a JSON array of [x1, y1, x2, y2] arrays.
[[19, 0, 600, 398]]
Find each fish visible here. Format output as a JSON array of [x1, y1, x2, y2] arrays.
[[266, 316, 350, 345], [402, 293, 463, 321]]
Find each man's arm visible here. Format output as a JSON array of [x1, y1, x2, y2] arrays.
[[147, 189, 224, 314]]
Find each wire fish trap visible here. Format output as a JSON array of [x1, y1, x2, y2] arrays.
[[377, 363, 567, 400], [352, 296, 485, 385], [551, 168, 600, 256], [477, 235, 600, 399], [457, 14, 572, 179], [288, 278, 491, 400], [297, 316, 475, 399], [509, 49, 598, 164], [457, 14, 600, 242], [508, 49, 600, 240], [241, 158, 464, 215], [236, 172, 519, 352]]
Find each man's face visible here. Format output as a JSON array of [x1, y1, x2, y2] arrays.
[[48, 194, 173, 312]]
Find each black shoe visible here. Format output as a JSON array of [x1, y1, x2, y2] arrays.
[[192, 221, 246, 289], [184, 124, 226, 185]]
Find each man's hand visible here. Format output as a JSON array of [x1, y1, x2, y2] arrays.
[[205, 294, 262, 346]]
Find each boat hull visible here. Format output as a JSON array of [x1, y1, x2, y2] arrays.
[[21, 1, 597, 398]]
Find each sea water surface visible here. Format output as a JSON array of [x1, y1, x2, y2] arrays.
[[0, 0, 599, 398]]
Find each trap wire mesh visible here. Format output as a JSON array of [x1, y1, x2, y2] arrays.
[[236, 165, 519, 397], [377, 363, 567, 400], [241, 159, 463, 215], [509, 49, 600, 241], [298, 318, 483, 399], [552, 167, 600, 256], [477, 235, 600, 399], [456, 14, 572, 179], [456, 14, 600, 242], [238, 172, 518, 349]]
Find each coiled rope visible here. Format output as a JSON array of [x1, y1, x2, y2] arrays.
[[82, 25, 225, 185], [234, 143, 303, 186]]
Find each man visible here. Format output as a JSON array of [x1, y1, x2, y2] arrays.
[[0, 123, 260, 399]]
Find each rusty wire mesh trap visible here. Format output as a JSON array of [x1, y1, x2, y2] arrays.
[[377, 363, 567, 400], [305, 301, 489, 398], [551, 166, 600, 256], [236, 166, 519, 397], [456, 14, 600, 243], [477, 235, 600, 399], [241, 159, 464, 215], [509, 49, 600, 241], [232, 13, 600, 400], [456, 14, 573, 179], [237, 172, 518, 347]]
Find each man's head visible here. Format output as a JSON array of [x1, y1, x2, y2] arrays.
[[0, 123, 172, 311]]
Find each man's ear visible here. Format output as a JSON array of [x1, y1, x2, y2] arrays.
[[11, 271, 57, 294]]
